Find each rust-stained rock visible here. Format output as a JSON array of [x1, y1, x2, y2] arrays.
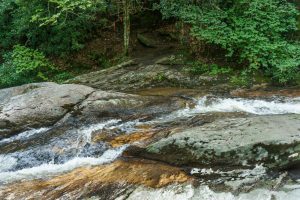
[[92, 131, 114, 143], [109, 131, 156, 148], [0, 159, 192, 200]]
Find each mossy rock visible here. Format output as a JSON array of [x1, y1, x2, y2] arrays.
[[156, 55, 185, 66], [137, 33, 157, 48]]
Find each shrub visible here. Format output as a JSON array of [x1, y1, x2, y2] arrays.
[[0, 45, 56, 88], [184, 61, 209, 75], [0, 59, 30, 88], [230, 71, 251, 88], [0, 0, 107, 56], [52, 72, 74, 83], [12, 45, 55, 78], [158, 0, 300, 83], [184, 61, 233, 76], [208, 64, 233, 76]]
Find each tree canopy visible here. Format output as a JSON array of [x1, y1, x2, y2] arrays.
[[0, 0, 299, 87]]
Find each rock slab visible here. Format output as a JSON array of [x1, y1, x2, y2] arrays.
[[142, 114, 300, 169], [0, 83, 95, 138]]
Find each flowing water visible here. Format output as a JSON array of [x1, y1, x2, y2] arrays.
[[120, 184, 300, 200], [175, 96, 300, 116], [1, 95, 300, 199], [155, 96, 300, 123]]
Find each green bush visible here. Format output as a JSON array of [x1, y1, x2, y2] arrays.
[[208, 64, 233, 76], [230, 71, 251, 88], [158, 0, 300, 84], [0, 0, 107, 56], [0, 45, 56, 88], [0, 59, 30, 88], [184, 61, 233, 76], [12, 45, 55, 78], [52, 72, 74, 83], [184, 61, 209, 75]]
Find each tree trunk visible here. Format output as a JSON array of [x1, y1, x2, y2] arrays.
[[123, 0, 130, 56]]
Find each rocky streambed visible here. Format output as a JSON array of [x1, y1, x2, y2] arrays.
[[0, 82, 300, 200]]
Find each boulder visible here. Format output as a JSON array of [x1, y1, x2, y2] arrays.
[[74, 89, 190, 123], [76, 90, 147, 119], [67, 60, 219, 92], [140, 114, 300, 169], [0, 82, 188, 139], [0, 82, 57, 106], [0, 83, 95, 138], [137, 33, 157, 48]]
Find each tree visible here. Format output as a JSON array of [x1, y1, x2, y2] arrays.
[[158, 0, 300, 83], [122, 0, 130, 56], [0, 0, 108, 55]]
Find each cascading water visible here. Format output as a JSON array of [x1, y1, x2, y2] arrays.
[[0, 146, 127, 184], [121, 184, 300, 200], [158, 96, 300, 122], [0, 119, 135, 184], [1, 95, 300, 199], [0, 127, 51, 145], [192, 96, 300, 115]]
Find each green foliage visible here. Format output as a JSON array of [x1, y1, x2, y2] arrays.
[[154, 72, 167, 82], [230, 71, 251, 88], [208, 64, 233, 76], [158, 0, 300, 84], [88, 52, 110, 68], [0, 0, 107, 56], [0, 45, 70, 88], [52, 72, 74, 83], [184, 61, 208, 75], [1, 0, 299, 89], [184, 61, 233, 76], [11, 45, 55, 79], [31, 0, 95, 26], [0, 59, 30, 88]]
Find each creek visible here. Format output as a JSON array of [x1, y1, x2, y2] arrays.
[[1, 93, 300, 199]]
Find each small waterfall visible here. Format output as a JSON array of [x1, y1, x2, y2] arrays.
[[0, 127, 50, 145], [194, 96, 300, 115], [75, 119, 121, 149], [0, 155, 17, 172], [166, 96, 300, 119], [0, 145, 127, 184], [1, 94, 300, 198], [0, 119, 135, 184]]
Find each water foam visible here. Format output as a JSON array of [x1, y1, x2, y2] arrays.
[[0, 155, 17, 172], [0, 127, 50, 145], [76, 119, 121, 145], [0, 145, 127, 184], [173, 96, 300, 117], [108, 119, 142, 133], [123, 184, 300, 200]]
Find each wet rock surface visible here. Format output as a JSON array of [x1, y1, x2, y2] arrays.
[[0, 159, 191, 200], [0, 83, 190, 140], [75, 90, 187, 121], [0, 79, 300, 199], [140, 115, 300, 169], [67, 57, 221, 92], [0, 83, 95, 139]]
